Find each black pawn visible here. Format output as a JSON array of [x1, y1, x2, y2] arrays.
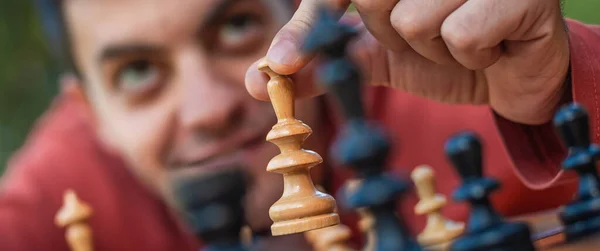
[[342, 173, 421, 251], [301, 6, 364, 121], [302, 5, 422, 251], [172, 168, 248, 251], [445, 132, 535, 251], [553, 102, 600, 241]]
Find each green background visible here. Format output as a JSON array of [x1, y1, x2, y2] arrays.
[[0, 1, 599, 174]]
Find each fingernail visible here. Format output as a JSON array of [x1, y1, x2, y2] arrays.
[[266, 39, 300, 67]]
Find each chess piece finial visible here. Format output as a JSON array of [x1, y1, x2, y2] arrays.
[[258, 59, 339, 236], [55, 190, 93, 251], [445, 132, 535, 251], [553, 102, 600, 241], [172, 168, 248, 251], [411, 165, 464, 248]]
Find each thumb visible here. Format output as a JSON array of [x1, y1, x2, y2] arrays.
[[266, 0, 351, 75]]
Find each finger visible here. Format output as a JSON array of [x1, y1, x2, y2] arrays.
[[347, 22, 387, 87], [247, 22, 373, 101], [245, 58, 326, 101], [245, 60, 270, 101], [448, 0, 567, 124], [390, 0, 466, 64], [352, 0, 409, 52], [265, 0, 352, 75], [440, 0, 532, 70]]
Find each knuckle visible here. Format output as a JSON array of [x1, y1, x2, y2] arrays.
[[290, 8, 316, 34], [441, 18, 478, 51], [391, 10, 429, 41], [277, 20, 312, 44], [290, 18, 313, 35]]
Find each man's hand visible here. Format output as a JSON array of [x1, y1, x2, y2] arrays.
[[245, 0, 570, 124]]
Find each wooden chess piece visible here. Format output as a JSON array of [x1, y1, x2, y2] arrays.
[[305, 186, 354, 251], [55, 190, 93, 251], [553, 102, 600, 241], [445, 132, 535, 251], [302, 6, 422, 251], [305, 224, 354, 251], [258, 59, 339, 236], [241, 225, 253, 247], [345, 180, 376, 251], [357, 208, 376, 251], [411, 165, 464, 250]]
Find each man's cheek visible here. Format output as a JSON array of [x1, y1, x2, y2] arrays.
[[108, 110, 175, 192]]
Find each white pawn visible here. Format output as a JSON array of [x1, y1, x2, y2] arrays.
[[55, 190, 93, 251], [411, 165, 464, 250], [304, 185, 354, 251]]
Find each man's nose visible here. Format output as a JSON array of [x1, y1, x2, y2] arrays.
[[178, 60, 244, 135]]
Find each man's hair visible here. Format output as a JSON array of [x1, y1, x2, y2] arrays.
[[35, 0, 79, 76]]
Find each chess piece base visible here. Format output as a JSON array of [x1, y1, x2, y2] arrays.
[[203, 242, 246, 251], [563, 215, 600, 242], [66, 223, 93, 251], [418, 219, 464, 246], [560, 197, 600, 242], [271, 213, 339, 236], [423, 241, 452, 251], [450, 222, 534, 251]]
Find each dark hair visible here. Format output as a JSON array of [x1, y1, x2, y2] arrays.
[[35, 0, 80, 76]]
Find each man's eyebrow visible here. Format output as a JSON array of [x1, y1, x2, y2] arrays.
[[199, 0, 241, 31], [98, 44, 165, 63]]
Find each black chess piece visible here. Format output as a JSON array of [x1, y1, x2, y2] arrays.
[[553, 102, 600, 241], [301, 5, 363, 122], [302, 5, 422, 251], [445, 132, 535, 251], [172, 168, 248, 251]]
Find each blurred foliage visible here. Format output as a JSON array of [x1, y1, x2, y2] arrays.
[[565, 0, 600, 24], [0, 1, 60, 175], [0, 1, 599, 175]]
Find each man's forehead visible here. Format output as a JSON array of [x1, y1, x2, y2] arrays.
[[64, 0, 289, 45], [63, 0, 289, 21], [64, 0, 230, 29], [64, 0, 279, 60]]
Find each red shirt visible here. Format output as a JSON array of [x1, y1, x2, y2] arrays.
[[1, 19, 599, 251]]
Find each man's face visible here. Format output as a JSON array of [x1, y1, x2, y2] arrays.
[[63, 0, 323, 229]]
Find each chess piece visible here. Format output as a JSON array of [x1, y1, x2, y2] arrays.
[[553, 102, 600, 241], [302, 6, 422, 251], [445, 132, 535, 251], [171, 168, 248, 251], [357, 208, 376, 251], [305, 225, 354, 251], [305, 185, 354, 251], [257, 60, 339, 236], [411, 165, 464, 249], [345, 180, 375, 251], [240, 226, 254, 247], [55, 190, 93, 251]]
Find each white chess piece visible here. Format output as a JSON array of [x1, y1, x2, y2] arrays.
[[412, 165, 464, 249]]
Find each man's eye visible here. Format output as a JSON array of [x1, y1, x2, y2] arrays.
[[116, 60, 161, 91], [216, 13, 264, 52]]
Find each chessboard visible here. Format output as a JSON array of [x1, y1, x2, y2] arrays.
[[513, 210, 600, 251], [537, 231, 600, 251]]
